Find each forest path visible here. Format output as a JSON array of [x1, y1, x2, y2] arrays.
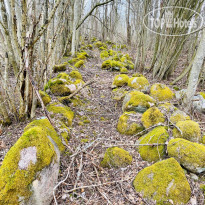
[[53, 51, 151, 204]]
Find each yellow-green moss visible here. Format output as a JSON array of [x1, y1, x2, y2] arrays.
[[53, 63, 67, 73], [127, 77, 149, 91], [100, 50, 109, 59], [168, 138, 205, 173], [101, 60, 124, 70], [100, 147, 132, 168], [123, 91, 155, 113], [120, 67, 128, 74], [74, 60, 84, 68], [69, 70, 82, 80], [172, 120, 201, 142], [117, 112, 144, 135], [141, 107, 165, 128], [56, 72, 71, 81], [39, 90, 51, 106], [170, 110, 190, 124], [138, 126, 169, 162], [200, 92, 205, 99], [133, 158, 191, 204], [86, 44, 93, 49], [0, 125, 56, 204], [81, 139, 89, 143], [125, 61, 134, 70], [77, 51, 88, 60], [94, 41, 103, 48], [132, 73, 144, 77], [25, 118, 65, 152], [47, 103, 74, 127], [150, 83, 174, 101], [68, 58, 79, 64], [158, 102, 177, 113], [112, 88, 128, 101], [112, 74, 129, 87], [108, 49, 116, 56]]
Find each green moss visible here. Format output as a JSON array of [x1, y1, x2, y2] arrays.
[[94, 41, 103, 48], [74, 60, 84, 68], [68, 58, 79, 64], [101, 60, 124, 70], [0, 125, 57, 204], [133, 158, 191, 204], [132, 73, 144, 77], [168, 138, 205, 173], [56, 72, 71, 81], [39, 91, 51, 106], [69, 70, 82, 80], [47, 103, 74, 127], [86, 44, 93, 50], [77, 51, 88, 60], [125, 60, 134, 70], [138, 126, 169, 162], [117, 112, 144, 135], [100, 147, 132, 168], [53, 62, 67, 73], [123, 91, 155, 113], [120, 67, 128, 74], [112, 74, 129, 87], [100, 50, 109, 59], [170, 110, 190, 124], [25, 118, 65, 152], [150, 83, 174, 101], [127, 77, 149, 91], [112, 88, 128, 101], [108, 49, 116, 56], [141, 107, 165, 128], [200, 92, 205, 99], [172, 120, 201, 142], [158, 102, 177, 113]]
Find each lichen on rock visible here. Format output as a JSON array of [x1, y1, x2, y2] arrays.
[[122, 91, 155, 113], [117, 111, 144, 135], [133, 158, 191, 204], [112, 74, 129, 87], [100, 147, 132, 168], [168, 138, 205, 174], [127, 77, 149, 92], [141, 107, 165, 128], [172, 120, 201, 142], [138, 126, 169, 162], [150, 83, 174, 101]]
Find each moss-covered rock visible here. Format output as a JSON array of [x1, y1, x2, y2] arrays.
[[117, 112, 144, 135], [47, 103, 74, 127], [100, 147, 132, 168], [170, 110, 190, 124], [53, 63, 67, 73], [133, 158, 191, 204], [94, 41, 103, 48], [168, 138, 205, 173], [200, 92, 205, 99], [112, 88, 128, 101], [138, 126, 169, 162], [173, 120, 201, 142], [100, 50, 109, 59], [101, 60, 124, 71], [0, 123, 58, 204], [68, 58, 79, 64], [141, 107, 165, 128], [122, 91, 155, 113], [120, 67, 128, 74], [74, 60, 84, 68], [112, 74, 129, 87], [132, 73, 144, 77], [77, 51, 88, 59], [69, 70, 82, 80], [108, 49, 116, 56], [150, 83, 174, 101], [39, 91, 51, 106], [158, 102, 177, 113], [127, 77, 149, 92]]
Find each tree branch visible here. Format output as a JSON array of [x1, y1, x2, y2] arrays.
[[76, 0, 114, 30]]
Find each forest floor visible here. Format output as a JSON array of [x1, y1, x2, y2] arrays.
[[0, 46, 205, 204]]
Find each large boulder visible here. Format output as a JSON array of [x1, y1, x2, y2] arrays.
[[133, 158, 191, 204], [141, 107, 165, 128], [0, 119, 63, 204], [100, 147, 132, 168], [127, 77, 149, 92], [150, 83, 174, 101], [137, 126, 169, 162], [168, 138, 205, 173], [172, 120, 201, 142], [117, 112, 144, 135], [122, 91, 155, 113]]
